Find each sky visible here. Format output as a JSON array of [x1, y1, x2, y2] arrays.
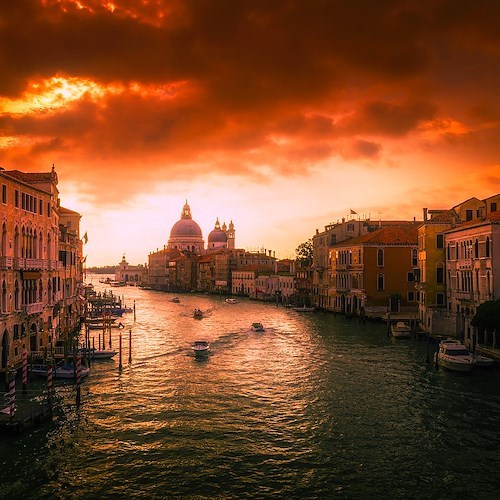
[[1, 0, 499, 266]]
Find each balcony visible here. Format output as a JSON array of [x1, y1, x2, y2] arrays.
[[457, 258, 473, 269], [23, 302, 44, 314], [0, 256, 14, 269]]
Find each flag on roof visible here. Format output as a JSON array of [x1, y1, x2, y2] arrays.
[[82, 232, 88, 244], [350, 209, 357, 215]]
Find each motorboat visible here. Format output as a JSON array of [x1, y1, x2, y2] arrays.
[[171, 297, 180, 303], [473, 354, 495, 368], [225, 298, 238, 304], [391, 321, 412, 339], [192, 341, 210, 357], [109, 281, 126, 287], [434, 340, 474, 372], [193, 309, 203, 319], [292, 305, 315, 312], [252, 322, 265, 332], [30, 362, 90, 379]]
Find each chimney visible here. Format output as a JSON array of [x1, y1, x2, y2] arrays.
[[423, 208, 428, 221]]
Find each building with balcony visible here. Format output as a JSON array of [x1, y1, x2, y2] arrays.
[[0, 166, 83, 372], [329, 224, 419, 318]]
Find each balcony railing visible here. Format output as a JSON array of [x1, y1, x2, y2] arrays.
[[0, 256, 14, 269], [23, 302, 44, 314]]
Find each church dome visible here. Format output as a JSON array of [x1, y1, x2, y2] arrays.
[[168, 200, 204, 253], [170, 219, 202, 238], [208, 218, 228, 248]]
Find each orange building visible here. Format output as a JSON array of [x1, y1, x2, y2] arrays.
[[329, 225, 419, 318]]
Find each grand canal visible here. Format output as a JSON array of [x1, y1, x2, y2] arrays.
[[1, 277, 500, 499]]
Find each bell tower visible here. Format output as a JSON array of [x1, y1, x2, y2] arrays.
[[227, 220, 235, 249]]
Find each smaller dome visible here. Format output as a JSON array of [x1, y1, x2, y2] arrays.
[[208, 229, 227, 243]]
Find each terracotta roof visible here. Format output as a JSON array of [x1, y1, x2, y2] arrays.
[[198, 255, 212, 263], [425, 209, 458, 223], [337, 224, 418, 246], [4, 170, 54, 182], [446, 210, 500, 231]]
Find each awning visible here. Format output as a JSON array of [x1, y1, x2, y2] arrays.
[[22, 271, 41, 280]]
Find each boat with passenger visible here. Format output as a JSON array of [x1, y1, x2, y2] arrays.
[[434, 340, 474, 372], [171, 297, 180, 303], [192, 341, 210, 357], [391, 321, 412, 339], [252, 322, 265, 332], [193, 309, 203, 319]]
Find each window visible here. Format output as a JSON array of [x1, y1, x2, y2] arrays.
[[436, 234, 444, 249], [474, 239, 479, 259], [407, 272, 414, 282], [491, 202, 497, 212], [1, 185, 6, 204], [486, 237, 490, 258], [466, 209, 473, 221], [436, 293, 445, 306], [377, 273, 384, 290], [377, 248, 384, 267], [407, 291, 415, 302], [412, 248, 417, 266], [436, 267, 444, 285], [15, 190, 19, 207]]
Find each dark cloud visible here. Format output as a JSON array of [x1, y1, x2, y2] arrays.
[[0, 0, 499, 202]]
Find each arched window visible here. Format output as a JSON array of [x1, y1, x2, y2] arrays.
[[377, 273, 384, 290], [1, 222, 6, 257], [474, 239, 479, 258], [1, 280, 6, 313], [486, 237, 490, 258], [377, 249, 384, 267]]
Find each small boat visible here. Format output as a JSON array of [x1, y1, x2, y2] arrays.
[[30, 362, 90, 379], [193, 309, 203, 319], [391, 321, 412, 339], [192, 340, 210, 357], [252, 322, 265, 332], [74, 348, 118, 360], [473, 354, 495, 368], [171, 297, 180, 303], [109, 281, 126, 287], [225, 298, 238, 304], [434, 340, 474, 372], [292, 305, 315, 312]]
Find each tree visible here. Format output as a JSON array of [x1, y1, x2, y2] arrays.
[[295, 239, 313, 267], [470, 300, 500, 331]]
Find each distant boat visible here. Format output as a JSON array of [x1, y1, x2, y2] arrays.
[[171, 297, 180, 303], [391, 321, 412, 339], [225, 298, 238, 304], [292, 305, 315, 312], [192, 340, 210, 357], [193, 309, 203, 319], [109, 281, 126, 287], [252, 322, 265, 332]]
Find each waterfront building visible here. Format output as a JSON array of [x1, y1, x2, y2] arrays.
[[0, 166, 83, 372], [329, 225, 419, 318], [444, 209, 500, 352], [147, 248, 182, 291], [232, 268, 257, 296], [115, 254, 147, 285], [311, 216, 419, 310], [415, 194, 500, 337]]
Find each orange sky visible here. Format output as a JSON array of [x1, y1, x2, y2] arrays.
[[1, 0, 499, 266]]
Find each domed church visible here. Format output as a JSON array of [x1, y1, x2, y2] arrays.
[[168, 200, 205, 253], [167, 201, 235, 254]]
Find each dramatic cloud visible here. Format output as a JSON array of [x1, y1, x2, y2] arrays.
[[1, 0, 499, 264]]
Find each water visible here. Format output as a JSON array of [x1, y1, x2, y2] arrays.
[[1, 277, 499, 499]]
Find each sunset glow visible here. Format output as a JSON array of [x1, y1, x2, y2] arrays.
[[1, 0, 499, 266]]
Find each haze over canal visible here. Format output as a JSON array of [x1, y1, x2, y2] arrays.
[[1, 276, 499, 499]]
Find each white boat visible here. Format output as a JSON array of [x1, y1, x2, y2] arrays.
[[391, 321, 412, 339], [473, 354, 495, 368], [109, 281, 126, 287], [292, 305, 315, 312], [252, 322, 265, 332], [192, 340, 210, 357], [434, 340, 474, 372], [193, 309, 203, 319], [225, 298, 238, 304], [30, 362, 90, 379]]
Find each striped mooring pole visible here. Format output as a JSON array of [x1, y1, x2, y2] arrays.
[[47, 365, 53, 407], [22, 349, 28, 393], [76, 350, 82, 407], [9, 370, 16, 422]]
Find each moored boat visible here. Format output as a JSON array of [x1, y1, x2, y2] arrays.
[[434, 340, 474, 372], [473, 354, 495, 368], [391, 321, 412, 339], [30, 362, 90, 379], [292, 305, 315, 312]]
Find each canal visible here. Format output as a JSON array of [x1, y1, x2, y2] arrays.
[[1, 277, 499, 499]]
